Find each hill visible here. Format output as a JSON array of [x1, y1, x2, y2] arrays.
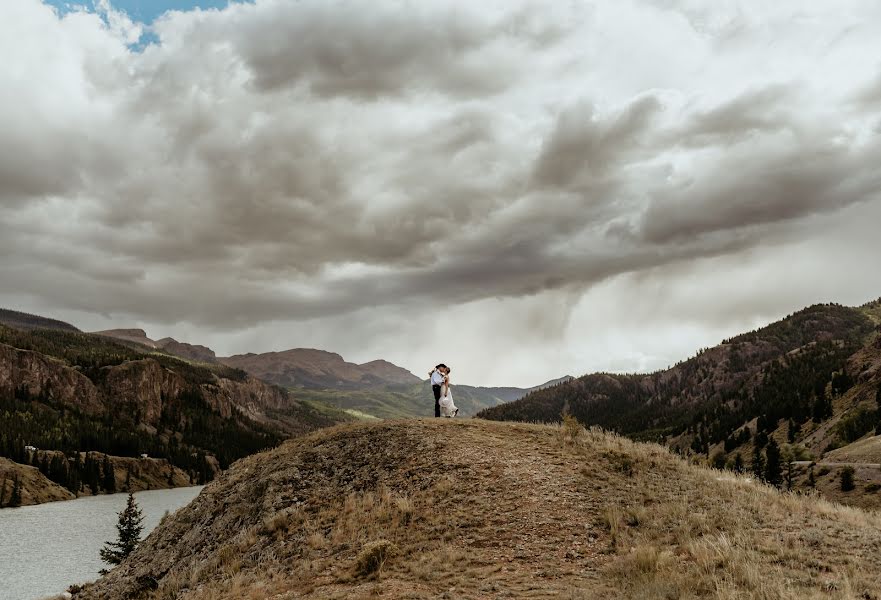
[[0, 457, 74, 506], [94, 329, 218, 363], [219, 348, 421, 389], [0, 308, 79, 332], [479, 302, 881, 494], [73, 419, 881, 599], [0, 451, 192, 508], [0, 324, 349, 505]]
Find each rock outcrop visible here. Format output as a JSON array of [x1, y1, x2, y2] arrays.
[[155, 338, 217, 363], [0, 344, 103, 415], [93, 329, 157, 348], [0, 457, 74, 506]]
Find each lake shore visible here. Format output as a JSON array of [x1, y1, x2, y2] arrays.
[[0, 452, 198, 509]]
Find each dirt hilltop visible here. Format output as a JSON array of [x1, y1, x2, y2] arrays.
[[76, 419, 881, 599]]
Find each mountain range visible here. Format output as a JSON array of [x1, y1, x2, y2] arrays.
[[0, 308, 561, 506], [7, 298, 881, 511], [93, 326, 571, 418]]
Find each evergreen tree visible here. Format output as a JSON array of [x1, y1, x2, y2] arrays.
[[751, 442, 765, 481], [807, 465, 816, 487], [812, 390, 831, 422], [876, 385, 881, 434], [102, 456, 116, 493], [10, 475, 22, 507], [732, 453, 745, 474], [840, 467, 855, 492], [764, 438, 783, 487], [100, 493, 144, 566], [0, 474, 7, 508], [782, 448, 794, 491]]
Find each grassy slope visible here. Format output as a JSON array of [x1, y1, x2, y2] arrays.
[[76, 420, 881, 600]]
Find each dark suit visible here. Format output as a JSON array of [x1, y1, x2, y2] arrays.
[[432, 384, 442, 418]]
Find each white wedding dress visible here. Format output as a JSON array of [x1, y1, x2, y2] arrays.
[[439, 385, 458, 417]]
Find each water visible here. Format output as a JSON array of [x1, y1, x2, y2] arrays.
[[0, 486, 203, 600]]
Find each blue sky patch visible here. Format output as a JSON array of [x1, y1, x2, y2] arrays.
[[45, 1, 239, 25]]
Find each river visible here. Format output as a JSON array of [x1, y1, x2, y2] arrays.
[[0, 486, 203, 600]]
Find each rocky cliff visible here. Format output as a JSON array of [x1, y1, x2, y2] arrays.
[[0, 343, 103, 415], [0, 324, 349, 507]]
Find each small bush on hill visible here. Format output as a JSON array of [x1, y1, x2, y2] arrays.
[[354, 540, 399, 578], [840, 467, 856, 492]]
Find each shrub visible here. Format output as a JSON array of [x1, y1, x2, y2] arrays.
[[865, 482, 880, 493], [840, 467, 855, 492], [562, 414, 582, 441], [354, 540, 399, 578]]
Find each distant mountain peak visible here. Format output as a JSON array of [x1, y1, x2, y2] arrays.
[[221, 349, 419, 389], [0, 308, 80, 332]]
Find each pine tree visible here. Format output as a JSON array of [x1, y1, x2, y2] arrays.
[[102, 456, 116, 494], [732, 453, 745, 474], [764, 438, 783, 487], [807, 465, 816, 487], [100, 493, 144, 566], [840, 467, 855, 492], [876, 385, 881, 434], [751, 443, 765, 481], [10, 475, 22, 507], [0, 474, 7, 508]]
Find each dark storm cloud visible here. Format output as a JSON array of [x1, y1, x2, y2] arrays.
[[2, 0, 881, 337], [639, 137, 881, 244], [533, 96, 662, 188]]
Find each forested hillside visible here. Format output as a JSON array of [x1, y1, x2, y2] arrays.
[[479, 302, 881, 494], [0, 308, 80, 332]]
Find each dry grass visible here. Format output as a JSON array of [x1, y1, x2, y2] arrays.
[[353, 540, 399, 578], [75, 419, 881, 600]]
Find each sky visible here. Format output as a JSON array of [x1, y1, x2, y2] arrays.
[[2, 1, 881, 387]]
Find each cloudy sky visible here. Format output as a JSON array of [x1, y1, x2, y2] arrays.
[[2, 0, 881, 387]]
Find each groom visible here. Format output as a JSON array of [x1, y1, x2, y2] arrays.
[[430, 364, 448, 418]]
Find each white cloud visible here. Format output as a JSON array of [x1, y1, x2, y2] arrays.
[[2, 0, 881, 386]]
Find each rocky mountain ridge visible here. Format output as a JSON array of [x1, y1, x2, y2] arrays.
[[219, 347, 421, 389], [479, 300, 881, 505]]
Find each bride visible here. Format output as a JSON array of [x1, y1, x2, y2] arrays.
[[438, 366, 459, 417]]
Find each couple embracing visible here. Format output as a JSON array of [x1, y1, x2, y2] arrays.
[[429, 364, 458, 418]]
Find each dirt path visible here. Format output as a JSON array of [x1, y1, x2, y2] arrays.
[[792, 460, 881, 468]]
